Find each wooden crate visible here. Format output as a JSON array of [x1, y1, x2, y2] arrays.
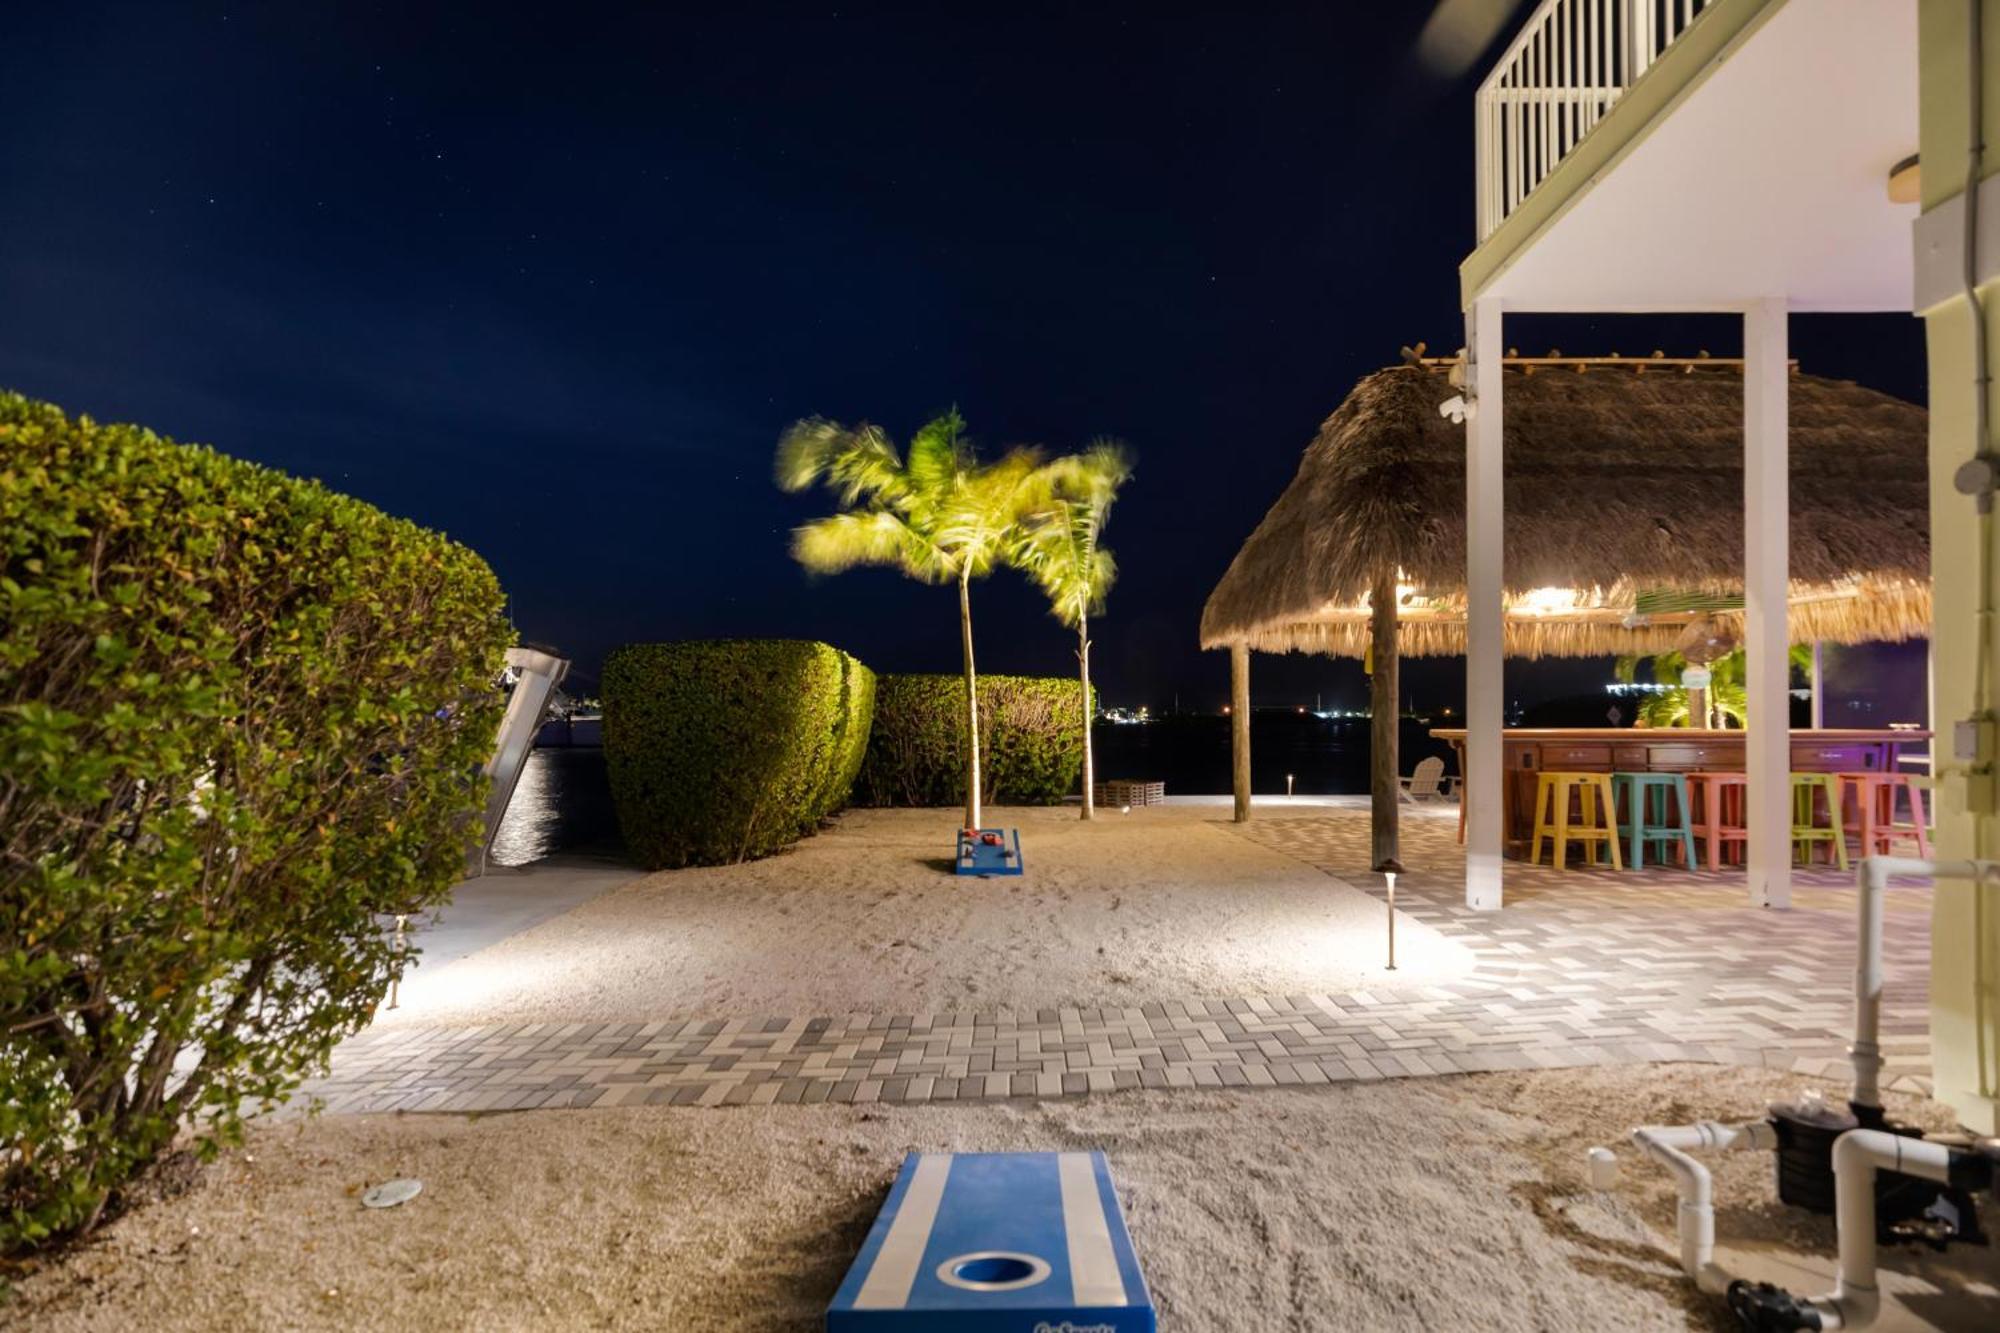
[[1095, 779, 1165, 807]]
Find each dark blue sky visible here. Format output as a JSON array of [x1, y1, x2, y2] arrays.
[[1, 3, 1927, 712]]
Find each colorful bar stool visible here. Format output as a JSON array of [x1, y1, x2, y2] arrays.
[[1790, 773, 1849, 870], [1528, 771, 1623, 871], [1610, 772, 1697, 869], [1836, 771, 1932, 859], [1686, 771, 1748, 870]]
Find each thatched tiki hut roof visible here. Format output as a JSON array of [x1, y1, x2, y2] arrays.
[[1201, 355, 1928, 866], [1200, 359, 1929, 659]]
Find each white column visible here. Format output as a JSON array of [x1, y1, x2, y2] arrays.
[[1809, 640, 1825, 729], [1745, 299, 1791, 909], [1464, 298, 1505, 911]]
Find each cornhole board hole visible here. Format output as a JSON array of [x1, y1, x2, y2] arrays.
[[828, 1151, 1155, 1332], [955, 827, 1023, 876]]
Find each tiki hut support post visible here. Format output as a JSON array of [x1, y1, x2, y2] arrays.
[[1463, 297, 1505, 911], [1744, 299, 1793, 911], [1810, 640, 1825, 728], [1231, 642, 1251, 821], [1370, 571, 1400, 870]]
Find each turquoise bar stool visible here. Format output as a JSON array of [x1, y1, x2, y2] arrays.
[[1610, 772, 1697, 869]]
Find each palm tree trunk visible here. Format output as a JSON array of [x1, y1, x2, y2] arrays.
[[1369, 570, 1400, 871], [960, 565, 982, 830], [1078, 610, 1093, 820]]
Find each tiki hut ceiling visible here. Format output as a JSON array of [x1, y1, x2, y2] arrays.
[[1199, 359, 1930, 660]]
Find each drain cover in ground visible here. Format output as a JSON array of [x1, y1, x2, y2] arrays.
[[361, 1179, 423, 1209]]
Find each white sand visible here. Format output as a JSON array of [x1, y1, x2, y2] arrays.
[[11, 1066, 1995, 1331], [381, 805, 1473, 1025]]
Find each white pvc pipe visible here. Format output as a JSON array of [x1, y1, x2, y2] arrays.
[[1629, 1119, 1778, 1294], [1611, 857, 1998, 1323], [1799, 1129, 1960, 1330], [1850, 857, 1979, 1109]]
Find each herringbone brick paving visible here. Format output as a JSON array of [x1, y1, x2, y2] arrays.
[[300, 810, 1932, 1115]]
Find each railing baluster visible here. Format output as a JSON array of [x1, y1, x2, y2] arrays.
[[1473, 0, 1710, 241], [1538, 24, 1551, 195], [1560, 0, 1572, 159]]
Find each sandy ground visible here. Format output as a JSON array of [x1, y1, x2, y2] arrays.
[[9, 1065, 1996, 1331], [381, 805, 1474, 1024]]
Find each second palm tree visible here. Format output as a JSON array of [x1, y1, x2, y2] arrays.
[[1012, 443, 1132, 819]]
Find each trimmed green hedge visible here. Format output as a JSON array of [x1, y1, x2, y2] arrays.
[[1, 392, 512, 1253], [855, 674, 1086, 808], [602, 639, 874, 869]]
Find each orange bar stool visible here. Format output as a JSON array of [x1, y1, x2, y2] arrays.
[[1528, 771, 1623, 871], [1790, 773, 1850, 870], [1686, 772, 1749, 870], [1836, 771, 1932, 858]]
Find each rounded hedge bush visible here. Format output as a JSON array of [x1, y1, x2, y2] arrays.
[[602, 639, 874, 869], [0, 392, 512, 1253], [854, 673, 1086, 809]]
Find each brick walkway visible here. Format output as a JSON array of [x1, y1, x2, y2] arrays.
[[300, 811, 1933, 1114]]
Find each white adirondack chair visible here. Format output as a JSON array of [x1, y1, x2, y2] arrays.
[[1399, 755, 1457, 804]]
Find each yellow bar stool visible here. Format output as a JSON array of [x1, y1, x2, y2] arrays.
[[1528, 771, 1623, 871], [1789, 773, 1849, 870]]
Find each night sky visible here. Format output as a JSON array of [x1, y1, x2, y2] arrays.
[[2, 3, 1929, 714]]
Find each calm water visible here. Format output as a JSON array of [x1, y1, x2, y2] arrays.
[[1093, 714, 1454, 798], [489, 716, 1447, 866], [488, 748, 624, 867]]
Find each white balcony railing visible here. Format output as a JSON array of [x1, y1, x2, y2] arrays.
[[1475, 0, 1716, 242]]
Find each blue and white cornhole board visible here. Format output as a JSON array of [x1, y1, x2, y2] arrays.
[[955, 827, 1023, 876], [828, 1151, 1154, 1332]]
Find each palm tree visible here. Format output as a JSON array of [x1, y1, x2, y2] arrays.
[[1012, 443, 1132, 819], [777, 411, 1045, 830], [1614, 644, 1812, 727]]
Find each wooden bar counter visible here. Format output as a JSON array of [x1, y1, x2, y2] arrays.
[[1428, 728, 1929, 856]]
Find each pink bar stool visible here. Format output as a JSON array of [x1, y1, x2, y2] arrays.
[[1836, 771, 1931, 858], [1685, 771, 1748, 870]]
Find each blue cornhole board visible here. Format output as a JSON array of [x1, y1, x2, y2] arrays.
[[956, 827, 1023, 876], [828, 1151, 1155, 1332]]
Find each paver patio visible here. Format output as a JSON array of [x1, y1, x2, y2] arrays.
[[300, 808, 1931, 1114]]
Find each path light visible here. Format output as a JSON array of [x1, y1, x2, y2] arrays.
[[1286, 773, 1295, 797], [1383, 869, 1398, 971], [387, 914, 408, 1010]]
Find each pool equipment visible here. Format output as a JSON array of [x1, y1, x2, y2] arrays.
[[957, 827, 1024, 876], [1588, 857, 1998, 1330], [828, 1151, 1154, 1331]]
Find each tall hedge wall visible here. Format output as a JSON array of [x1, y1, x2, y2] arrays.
[[855, 674, 1086, 809], [602, 639, 874, 869], [0, 392, 512, 1253]]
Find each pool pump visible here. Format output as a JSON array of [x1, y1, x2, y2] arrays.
[[1594, 856, 2000, 1331], [1768, 1094, 1987, 1248]]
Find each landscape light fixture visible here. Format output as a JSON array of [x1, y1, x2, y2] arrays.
[[1383, 870, 1398, 971]]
